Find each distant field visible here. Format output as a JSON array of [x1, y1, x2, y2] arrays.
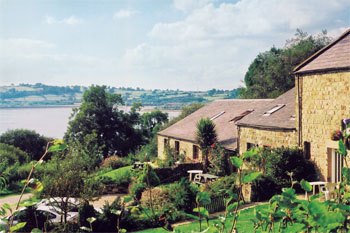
[[0, 84, 239, 108]]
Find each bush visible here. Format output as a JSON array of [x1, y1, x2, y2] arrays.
[[251, 175, 279, 202], [0, 143, 29, 165], [136, 136, 158, 162], [166, 178, 199, 213], [201, 174, 237, 199], [249, 147, 317, 199], [209, 145, 231, 176], [78, 201, 97, 228], [100, 155, 133, 170], [130, 182, 147, 201]]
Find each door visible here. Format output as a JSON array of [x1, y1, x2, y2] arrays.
[[328, 148, 343, 183]]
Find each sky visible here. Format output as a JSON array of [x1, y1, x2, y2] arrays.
[[0, 0, 349, 91]]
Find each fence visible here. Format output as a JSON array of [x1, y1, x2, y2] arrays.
[[202, 195, 228, 213]]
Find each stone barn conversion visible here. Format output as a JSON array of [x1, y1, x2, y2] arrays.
[[157, 99, 272, 161], [236, 28, 350, 182], [236, 87, 297, 154], [294, 28, 350, 182]]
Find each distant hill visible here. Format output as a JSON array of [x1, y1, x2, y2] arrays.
[[0, 83, 239, 109]]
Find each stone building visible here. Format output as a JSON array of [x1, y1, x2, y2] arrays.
[[157, 99, 272, 160], [236, 87, 298, 154], [236, 28, 350, 181], [294, 29, 350, 182]]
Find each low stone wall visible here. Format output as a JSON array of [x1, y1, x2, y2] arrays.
[[154, 162, 203, 184]]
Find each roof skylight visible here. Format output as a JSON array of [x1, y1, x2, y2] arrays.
[[263, 104, 285, 116], [210, 111, 225, 120], [230, 109, 254, 122]]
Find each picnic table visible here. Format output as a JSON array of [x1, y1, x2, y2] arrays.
[[193, 173, 218, 184], [187, 170, 203, 181], [305, 181, 327, 200], [132, 162, 144, 170]]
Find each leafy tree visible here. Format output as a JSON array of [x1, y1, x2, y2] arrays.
[[0, 129, 50, 161], [239, 29, 332, 98], [64, 85, 143, 158], [141, 110, 168, 138], [196, 118, 217, 172], [0, 143, 28, 166], [40, 153, 102, 225]]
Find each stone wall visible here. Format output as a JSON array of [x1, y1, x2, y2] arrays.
[[296, 71, 350, 179], [238, 126, 298, 154], [157, 135, 203, 160]]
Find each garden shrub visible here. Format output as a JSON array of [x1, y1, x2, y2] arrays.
[[249, 147, 317, 200], [0, 143, 29, 165], [136, 136, 158, 162], [201, 174, 237, 198], [166, 178, 199, 213], [208, 145, 231, 176], [130, 182, 147, 201], [251, 175, 279, 202], [100, 155, 133, 170], [78, 201, 97, 228]]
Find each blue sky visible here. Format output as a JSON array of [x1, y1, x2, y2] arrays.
[[0, 0, 349, 90]]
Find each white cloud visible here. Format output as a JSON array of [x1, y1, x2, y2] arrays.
[[118, 0, 350, 90], [44, 15, 84, 25], [113, 9, 138, 20]]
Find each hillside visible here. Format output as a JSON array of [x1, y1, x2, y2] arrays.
[[0, 83, 239, 109]]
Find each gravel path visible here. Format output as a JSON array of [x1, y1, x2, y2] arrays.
[[0, 193, 33, 208]]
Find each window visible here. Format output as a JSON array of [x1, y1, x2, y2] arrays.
[[327, 148, 343, 183], [304, 141, 311, 160], [210, 111, 225, 120], [164, 138, 168, 147], [230, 109, 254, 122], [263, 104, 285, 116], [193, 145, 199, 159], [175, 141, 180, 155], [247, 143, 256, 151]]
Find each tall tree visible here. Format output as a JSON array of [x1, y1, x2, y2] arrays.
[[239, 29, 332, 99], [196, 117, 217, 172], [64, 85, 142, 158], [0, 129, 50, 161]]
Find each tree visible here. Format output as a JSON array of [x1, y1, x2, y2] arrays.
[[40, 153, 102, 226], [0, 129, 50, 161], [239, 29, 332, 98], [196, 118, 217, 172], [141, 110, 168, 138], [64, 85, 142, 158]]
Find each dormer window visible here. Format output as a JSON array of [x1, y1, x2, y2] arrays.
[[263, 104, 285, 116], [210, 111, 225, 120]]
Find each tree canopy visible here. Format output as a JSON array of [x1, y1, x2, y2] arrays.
[[0, 129, 50, 161], [239, 29, 332, 98], [64, 85, 143, 157]]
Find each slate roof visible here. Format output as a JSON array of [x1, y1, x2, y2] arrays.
[[158, 99, 272, 151], [294, 28, 350, 74], [236, 88, 296, 130]]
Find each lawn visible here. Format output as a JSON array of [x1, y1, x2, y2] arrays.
[[136, 203, 305, 233], [99, 166, 132, 179]]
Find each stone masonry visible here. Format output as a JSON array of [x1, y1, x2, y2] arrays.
[[238, 127, 298, 154], [296, 71, 350, 179]]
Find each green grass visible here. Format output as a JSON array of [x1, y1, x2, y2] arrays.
[[100, 166, 132, 179], [97, 166, 133, 185], [136, 203, 304, 233]]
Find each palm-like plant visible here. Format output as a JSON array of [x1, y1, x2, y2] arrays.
[[196, 117, 217, 172]]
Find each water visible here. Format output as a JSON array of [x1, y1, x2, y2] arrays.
[[0, 107, 180, 139]]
